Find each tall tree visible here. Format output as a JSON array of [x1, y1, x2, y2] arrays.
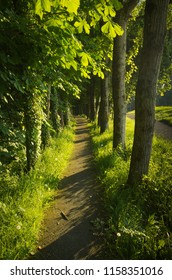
[[98, 58, 110, 133], [88, 76, 96, 121], [112, 0, 139, 149], [127, 0, 169, 185]]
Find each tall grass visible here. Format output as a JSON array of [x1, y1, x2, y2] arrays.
[[91, 118, 172, 259], [0, 126, 75, 259]]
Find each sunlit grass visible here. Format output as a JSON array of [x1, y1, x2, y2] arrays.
[[128, 106, 172, 126], [0, 126, 75, 259], [91, 118, 172, 259], [155, 106, 172, 126]]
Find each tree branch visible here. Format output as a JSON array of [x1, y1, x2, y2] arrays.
[[123, 0, 140, 19]]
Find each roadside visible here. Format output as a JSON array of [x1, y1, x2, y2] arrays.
[[127, 113, 172, 140]]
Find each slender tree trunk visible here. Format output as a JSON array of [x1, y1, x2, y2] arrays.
[[96, 95, 101, 120], [127, 0, 169, 185], [89, 76, 96, 121], [99, 67, 109, 134], [41, 85, 51, 148], [112, 15, 127, 148], [64, 100, 70, 126], [112, 0, 139, 149], [50, 87, 60, 134], [24, 93, 42, 171]]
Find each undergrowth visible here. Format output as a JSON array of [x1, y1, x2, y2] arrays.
[[0, 126, 75, 259], [91, 118, 172, 259]]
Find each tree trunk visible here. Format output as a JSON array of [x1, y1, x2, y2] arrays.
[[41, 85, 51, 148], [24, 93, 42, 171], [99, 67, 109, 134], [112, 15, 127, 148], [50, 87, 60, 134], [89, 76, 96, 121], [112, 0, 139, 149], [64, 100, 70, 126], [127, 0, 169, 185]]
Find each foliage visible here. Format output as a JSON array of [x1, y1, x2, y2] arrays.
[[0, 126, 74, 259], [90, 118, 172, 259]]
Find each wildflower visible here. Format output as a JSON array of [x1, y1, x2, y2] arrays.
[[16, 225, 21, 230], [16, 222, 22, 230]]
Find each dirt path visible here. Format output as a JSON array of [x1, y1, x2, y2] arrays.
[[127, 114, 172, 140], [31, 117, 103, 260]]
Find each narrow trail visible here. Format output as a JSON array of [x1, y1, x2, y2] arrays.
[[32, 117, 103, 260]]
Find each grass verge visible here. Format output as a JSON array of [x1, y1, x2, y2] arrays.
[[155, 106, 172, 126], [128, 106, 172, 126], [0, 126, 75, 259], [90, 118, 172, 259]]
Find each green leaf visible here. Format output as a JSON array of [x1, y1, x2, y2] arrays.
[[74, 19, 90, 34], [101, 22, 110, 34], [60, 0, 80, 14], [81, 53, 89, 67], [112, 0, 123, 11], [74, 20, 83, 33], [109, 24, 116, 38], [83, 20, 90, 34], [109, 7, 116, 17], [35, 0, 43, 19], [114, 23, 124, 36], [42, 0, 51, 12], [34, 0, 51, 18], [104, 6, 109, 16], [101, 21, 123, 38], [104, 6, 116, 17]]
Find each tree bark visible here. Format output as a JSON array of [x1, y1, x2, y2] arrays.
[[64, 100, 70, 126], [24, 93, 42, 171], [50, 87, 60, 134], [41, 85, 51, 148], [112, 0, 139, 149], [127, 0, 169, 185], [89, 76, 96, 121], [99, 66, 109, 134]]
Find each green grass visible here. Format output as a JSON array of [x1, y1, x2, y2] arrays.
[[91, 118, 172, 259], [128, 106, 172, 126], [0, 126, 75, 259], [155, 106, 172, 126]]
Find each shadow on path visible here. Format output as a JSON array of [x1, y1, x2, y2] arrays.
[[30, 117, 104, 260]]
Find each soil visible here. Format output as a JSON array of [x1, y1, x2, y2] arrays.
[[31, 117, 104, 260]]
